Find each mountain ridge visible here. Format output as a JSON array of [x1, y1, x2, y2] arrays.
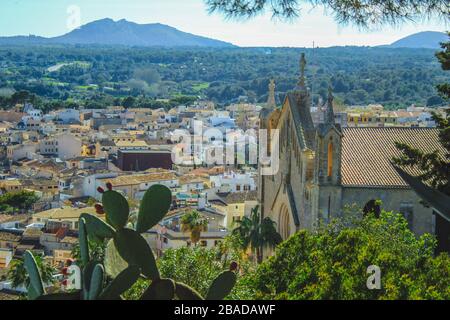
[[0, 20, 446, 49], [389, 31, 447, 49], [0, 18, 235, 48]]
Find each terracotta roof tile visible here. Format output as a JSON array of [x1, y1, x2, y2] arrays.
[[341, 128, 444, 188], [0, 214, 29, 224], [0, 231, 21, 242], [219, 191, 258, 204], [99, 171, 177, 187]]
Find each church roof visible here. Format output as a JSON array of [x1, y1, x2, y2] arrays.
[[285, 92, 316, 150], [341, 127, 444, 188]]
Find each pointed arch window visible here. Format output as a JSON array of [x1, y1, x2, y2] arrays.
[[327, 138, 333, 177], [278, 205, 290, 240]]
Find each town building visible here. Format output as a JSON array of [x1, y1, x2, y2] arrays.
[[116, 150, 173, 171]]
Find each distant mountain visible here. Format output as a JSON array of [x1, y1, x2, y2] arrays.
[[0, 18, 235, 48], [0, 35, 48, 45], [389, 31, 447, 49]]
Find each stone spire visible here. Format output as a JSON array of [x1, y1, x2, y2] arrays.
[[267, 79, 276, 108], [325, 85, 335, 125], [297, 53, 307, 90]]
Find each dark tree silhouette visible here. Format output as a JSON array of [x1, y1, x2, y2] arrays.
[[393, 33, 450, 252], [205, 0, 449, 27]]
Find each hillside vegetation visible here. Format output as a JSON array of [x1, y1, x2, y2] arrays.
[[0, 46, 448, 110]]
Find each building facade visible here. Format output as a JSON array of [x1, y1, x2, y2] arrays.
[[259, 54, 445, 248]]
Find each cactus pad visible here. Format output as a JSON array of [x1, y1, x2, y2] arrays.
[[113, 228, 159, 280], [206, 271, 237, 300], [102, 190, 130, 230], [136, 185, 172, 233]]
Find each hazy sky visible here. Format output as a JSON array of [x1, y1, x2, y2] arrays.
[[1, 0, 447, 47]]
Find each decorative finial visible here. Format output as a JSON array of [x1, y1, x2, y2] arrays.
[[325, 85, 335, 125], [269, 79, 275, 90], [267, 79, 276, 108], [328, 85, 333, 104]]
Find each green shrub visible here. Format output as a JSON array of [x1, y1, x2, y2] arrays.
[[246, 211, 450, 300]]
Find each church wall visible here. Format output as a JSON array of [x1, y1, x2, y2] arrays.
[[260, 175, 277, 217], [262, 184, 297, 259], [317, 185, 343, 223], [271, 191, 297, 238], [342, 187, 434, 236], [313, 128, 343, 227]]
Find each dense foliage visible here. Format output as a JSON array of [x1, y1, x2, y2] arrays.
[[124, 235, 253, 300], [244, 211, 450, 300], [7, 254, 56, 289], [0, 46, 448, 110], [436, 32, 450, 100], [126, 211, 450, 300], [0, 190, 39, 213]]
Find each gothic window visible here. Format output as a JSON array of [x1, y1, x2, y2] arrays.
[[327, 138, 333, 177], [279, 205, 290, 240], [305, 156, 314, 181]]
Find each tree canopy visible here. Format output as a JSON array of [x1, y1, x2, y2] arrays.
[[0, 190, 39, 213], [436, 32, 450, 100], [244, 211, 450, 299], [205, 0, 449, 27], [0, 46, 448, 110]]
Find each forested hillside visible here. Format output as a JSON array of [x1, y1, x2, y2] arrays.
[[0, 45, 448, 110]]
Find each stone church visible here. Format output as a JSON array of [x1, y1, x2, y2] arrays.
[[259, 54, 448, 250]]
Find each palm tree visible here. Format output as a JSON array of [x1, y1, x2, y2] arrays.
[[7, 254, 56, 289], [232, 206, 282, 263], [180, 210, 208, 246]]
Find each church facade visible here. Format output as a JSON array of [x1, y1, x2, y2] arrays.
[[259, 54, 445, 247]]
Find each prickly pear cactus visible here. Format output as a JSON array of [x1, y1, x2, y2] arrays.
[[25, 183, 237, 300], [23, 251, 45, 300]]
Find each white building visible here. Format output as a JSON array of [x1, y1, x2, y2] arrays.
[[155, 208, 228, 255], [418, 112, 436, 127], [40, 133, 81, 160], [25, 107, 43, 120], [82, 172, 119, 199], [7, 142, 38, 161], [210, 171, 256, 193], [57, 109, 80, 123], [58, 133, 82, 160], [209, 116, 236, 128]]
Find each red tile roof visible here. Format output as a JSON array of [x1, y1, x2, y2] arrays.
[[341, 127, 444, 188]]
